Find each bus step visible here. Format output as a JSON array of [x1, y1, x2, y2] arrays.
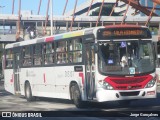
[[15, 91, 21, 96]]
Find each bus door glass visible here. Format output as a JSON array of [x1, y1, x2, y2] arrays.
[[85, 43, 95, 100], [156, 41, 160, 82], [13, 48, 21, 94]]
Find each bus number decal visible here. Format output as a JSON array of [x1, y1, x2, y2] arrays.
[[65, 71, 74, 77]]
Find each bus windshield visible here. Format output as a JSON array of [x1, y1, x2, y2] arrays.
[[98, 40, 155, 76]]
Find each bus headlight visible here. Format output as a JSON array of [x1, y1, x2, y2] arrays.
[[145, 77, 156, 88], [98, 80, 114, 90]]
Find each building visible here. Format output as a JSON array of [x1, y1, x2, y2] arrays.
[[140, 0, 160, 16]]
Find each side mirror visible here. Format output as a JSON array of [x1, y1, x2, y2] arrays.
[[94, 43, 98, 53]]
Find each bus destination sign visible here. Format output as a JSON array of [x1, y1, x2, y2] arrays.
[[103, 30, 143, 36], [97, 27, 151, 40]]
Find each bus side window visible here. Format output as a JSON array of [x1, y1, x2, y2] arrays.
[[56, 40, 68, 64], [44, 42, 55, 65], [33, 44, 42, 66], [22, 46, 32, 66], [69, 38, 82, 63], [6, 49, 13, 68]]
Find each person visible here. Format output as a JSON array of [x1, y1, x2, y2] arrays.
[[57, 54, 65, 64], [121, 54, 128, 67], [30, 30, 34, 39]]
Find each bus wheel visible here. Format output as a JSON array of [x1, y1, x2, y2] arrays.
[[25, 82, 35, 101], [71, 84, 84, 108]]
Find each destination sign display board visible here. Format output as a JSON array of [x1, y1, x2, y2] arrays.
[[97, 27, 152, 40]]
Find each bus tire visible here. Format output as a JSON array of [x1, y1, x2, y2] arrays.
[[71, 84, 84, 108], [25, 82, 35, 101]]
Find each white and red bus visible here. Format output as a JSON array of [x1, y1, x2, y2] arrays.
[[4, 24, 157, 108]]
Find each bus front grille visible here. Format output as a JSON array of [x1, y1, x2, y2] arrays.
[[104, 75, 152, 90], [116, 85, 142, 90], [119, 91, 140, 96], [111, 78, 146, 84]]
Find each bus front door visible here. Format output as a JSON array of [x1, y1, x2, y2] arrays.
[[85, 43, 95, 100], [13, 52, 21, 95]]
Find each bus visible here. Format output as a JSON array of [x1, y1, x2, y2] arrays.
[[4, 24, 157, 108]]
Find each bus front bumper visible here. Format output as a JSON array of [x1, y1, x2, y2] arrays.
[[96, 86, 157, 102]]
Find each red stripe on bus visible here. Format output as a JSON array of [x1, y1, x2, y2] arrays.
[[45, 37, 54, 42], [10, 74, 13, 83], [79, 73, 84, 85], [43, 73, 46, 83]]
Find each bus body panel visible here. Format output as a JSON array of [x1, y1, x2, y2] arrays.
[[95, 72, 157, 102], [4, 69, 14, 94], [16, 66, 85, 100], [96, 86, 157, 102]]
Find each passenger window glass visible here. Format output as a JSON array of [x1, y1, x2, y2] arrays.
[[43, 42, 55, 65], [6, 49, 13, 68], [23, 46, 32, 66], [56, 41, 68, 64], [69, 38, 82, 63], [33, 44, 42, 66]]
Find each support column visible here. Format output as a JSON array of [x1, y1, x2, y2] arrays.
[[66, 21, 69, 32], [54, 21, 56, 35], [78, 22, 80, 30], [158, 22, 160, 41], [90, 22, 92, 28]]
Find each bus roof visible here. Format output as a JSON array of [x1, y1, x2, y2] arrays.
[[5, 24, 149, 49], [5, 27, 96, 49]]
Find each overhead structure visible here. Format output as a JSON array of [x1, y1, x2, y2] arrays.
[[152, 0, 160, 4], [110, 0, 119, 16], [64, 0, 115, 16], [16, 0, 21, 41], [121, 0, 131, 25], [12, 0, 15, 14], [44, 0, 50, 35], [37, 0, 42, 15], [64, 0, 159, 17], [86, 0, 94, 16], [121, 0, 158, 16], [0, 0, 160, 40], [70, 0, 78, 31], [63, 0, 69, 15], [145, 0, 160, 26], [96, 0, 104, 27]]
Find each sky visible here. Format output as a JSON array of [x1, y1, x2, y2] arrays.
[[0, 0, 87, 15]]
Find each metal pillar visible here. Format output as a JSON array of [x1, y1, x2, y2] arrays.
[[63, 0, 68, 15], [66, 21, 69, 32], [50, 0, 53, 35], [38, 0, 42, 15], [87, 0, 94, 16], [70, 0, 78, 31], [12, 0, 15, 14], [96, 0, 104, 27], [121, 0, 131, 25]]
